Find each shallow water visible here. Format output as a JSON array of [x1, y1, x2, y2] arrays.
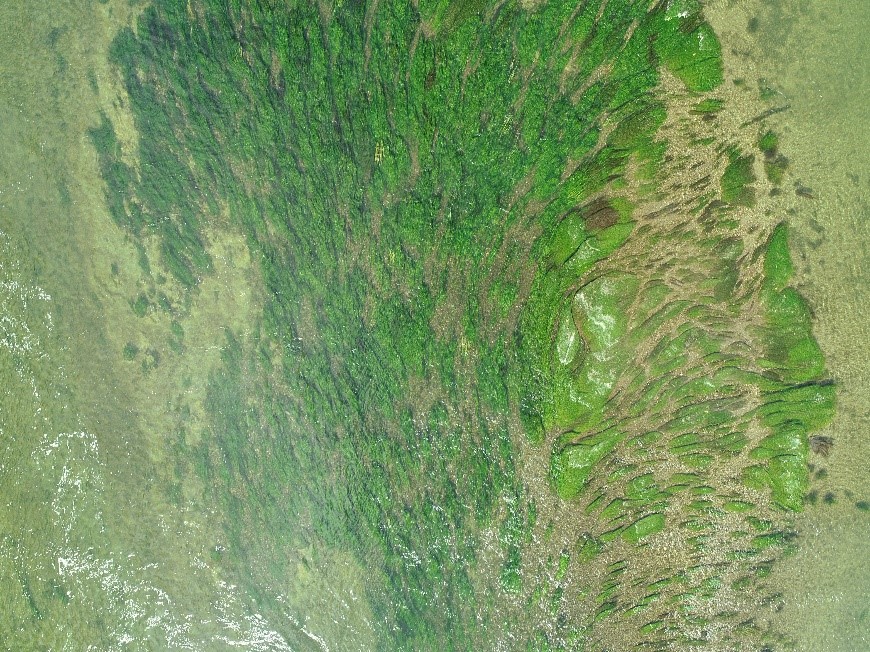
[[1, 1, 866, 650], [708, 1, 870, 649]]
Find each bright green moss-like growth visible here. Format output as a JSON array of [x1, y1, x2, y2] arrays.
[[759, 224, 827, 383], [741, 224, 834, 509], [623, 513, 666, 543], [552, 429, 625, 500], [758, 130, 780, 156], [763, 224, 794, 292], [692, 98, 725, 114], [652, 1, 723, 92]]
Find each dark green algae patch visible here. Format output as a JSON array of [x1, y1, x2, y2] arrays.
[[92, 0, 831, 650]]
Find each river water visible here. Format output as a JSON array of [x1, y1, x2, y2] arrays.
[[1, 1, 867, 650]]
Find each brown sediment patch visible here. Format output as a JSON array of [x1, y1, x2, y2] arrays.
[[362, 0, 381, 72], [406, 132, 420, 187], [581, 197, 621, 231], [809, 435, 834, 457], [407, 24, 422, 86], [429, 255, 467, 342]]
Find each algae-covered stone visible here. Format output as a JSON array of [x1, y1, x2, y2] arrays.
[[623, 513, 666, 543], [555, 307, 581, 366], [763, 224, 794, 292], [721, 151, 757, 206], [547, 211, 588, 268], [653, 1, 723, 92], [552, 428, 625, 500]]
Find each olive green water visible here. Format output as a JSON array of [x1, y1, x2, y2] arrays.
[[0, 1, 866, 651]]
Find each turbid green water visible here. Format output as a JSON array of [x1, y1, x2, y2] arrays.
[[0, 1, 865, 651]]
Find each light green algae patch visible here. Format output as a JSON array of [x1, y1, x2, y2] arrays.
[[622, 513, 666, 543], [654, 1, 724, 92]]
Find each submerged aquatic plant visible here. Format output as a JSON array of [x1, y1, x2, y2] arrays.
[[82, 0, 833, 649]]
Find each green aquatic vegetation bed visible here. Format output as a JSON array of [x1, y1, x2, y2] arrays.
[[90, 0, 831, 649]]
